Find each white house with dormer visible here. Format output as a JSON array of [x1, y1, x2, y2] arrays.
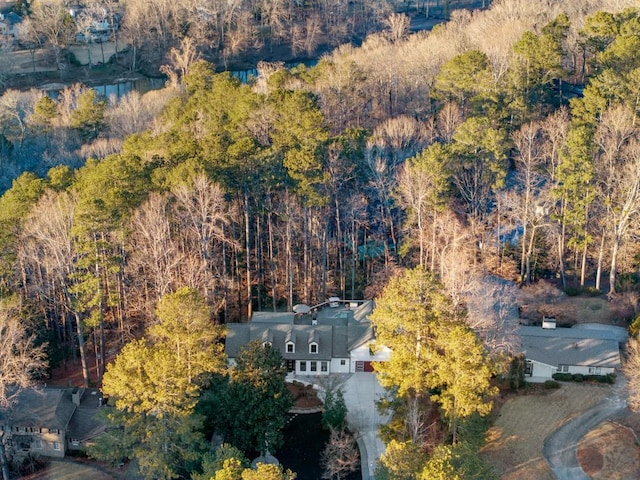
[[224, 300, 390, 375]]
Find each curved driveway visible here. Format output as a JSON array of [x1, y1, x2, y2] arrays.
[[543, 371, 628, 479], [543, 392, 627, 479]]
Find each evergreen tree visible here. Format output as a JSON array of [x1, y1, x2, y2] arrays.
[[210, 341, 293, 454], [70, 89, 106, 141]]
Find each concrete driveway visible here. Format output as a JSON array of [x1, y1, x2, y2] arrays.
[[542, 390, 627, 480], [341, 373, 390, 480]]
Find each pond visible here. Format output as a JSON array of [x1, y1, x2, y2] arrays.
[[91, 76, 167, 99], [276, 412, 361, 480]]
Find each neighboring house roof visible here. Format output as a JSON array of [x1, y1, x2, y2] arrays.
[[1, 389, 76, 430], [0, 387, 105, 446], [519, 326, 622, 368], [0, 12, 22, 26], [67, 389, 105, 443]]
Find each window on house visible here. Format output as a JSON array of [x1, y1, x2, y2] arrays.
[[310, 361, 317, 372], [340, 359, 346, 366], [589, 366, 601, 375], [286, 343, 294, 353], [300, 361, 307, 372], [52, 441, 60, 451], [263, 341, 272, 348], [34, 439, 42, 449], [321, 362, 328, 372], [558, 365, 569, 372], [310, 343, 318, 354]]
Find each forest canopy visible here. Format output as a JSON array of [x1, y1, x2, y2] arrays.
[[1, 1, 640, 476]]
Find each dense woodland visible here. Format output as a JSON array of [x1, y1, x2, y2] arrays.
[[1, 0, 640, 477], [0, 0, 469, 84]]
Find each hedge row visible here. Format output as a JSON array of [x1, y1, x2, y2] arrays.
[[551, 372, 616, 384]]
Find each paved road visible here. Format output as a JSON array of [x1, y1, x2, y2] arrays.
[[542, 377, 628, 480]]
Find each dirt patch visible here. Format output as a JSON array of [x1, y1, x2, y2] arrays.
[[577, 417, 640, 479], [482, 383, 610, 480]]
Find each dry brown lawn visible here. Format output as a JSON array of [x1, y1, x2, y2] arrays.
[[482, 383, 610, 480], [577, 420, 640, 479], [23, 459, 119, 480]]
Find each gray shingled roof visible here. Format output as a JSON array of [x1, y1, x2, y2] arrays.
[[226, 323, 334, 360], [67, 389, 106, 442], [519, 327, 621, 368], [1, 389, 76, 430], [226, 302, 374, 361], [252, 312, 295, 324], [225, 320, 371, 361]]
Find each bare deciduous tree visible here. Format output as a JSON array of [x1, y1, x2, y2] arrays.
[[465, 276, 520, 355], [160, 36, 201, 88], [19, 190, 91, 388], [385, 13, 410, 43], [0, 297, 48, 480], [0, 90, 41, 147], [594, 105, 640, 295], [173, 174, 235, 304], [29, 0, 76, 73], [321, 428, 360, 480], [128, 192, 183, 304]]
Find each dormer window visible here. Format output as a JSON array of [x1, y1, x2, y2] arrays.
[[262, 328, 273, 348], [308, 329, 319, 354], [285, 328, 296, 354]]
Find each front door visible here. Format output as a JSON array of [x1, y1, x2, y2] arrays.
[[286, 360, 295, 372]]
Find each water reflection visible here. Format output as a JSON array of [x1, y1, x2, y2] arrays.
[[45, 59, 318, 100], [92, 77, 167, 99]]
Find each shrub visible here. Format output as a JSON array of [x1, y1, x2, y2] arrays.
[[322, 389, 347, 431], [544, 380, 560, 389], [564, 286, 581, 296], [629, 314, 640, 338], [507, 354, 526, 390], [553, 372, 616, 384], [583, 287, 602, 297], [615, 272, 640, 292]]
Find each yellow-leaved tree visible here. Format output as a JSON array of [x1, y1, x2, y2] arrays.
[[370, 267, 497, 444], [93, 286, 225, 479]]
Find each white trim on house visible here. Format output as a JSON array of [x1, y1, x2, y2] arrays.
[[519, 325, 623, 382], [225, 301, 387, 376]]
